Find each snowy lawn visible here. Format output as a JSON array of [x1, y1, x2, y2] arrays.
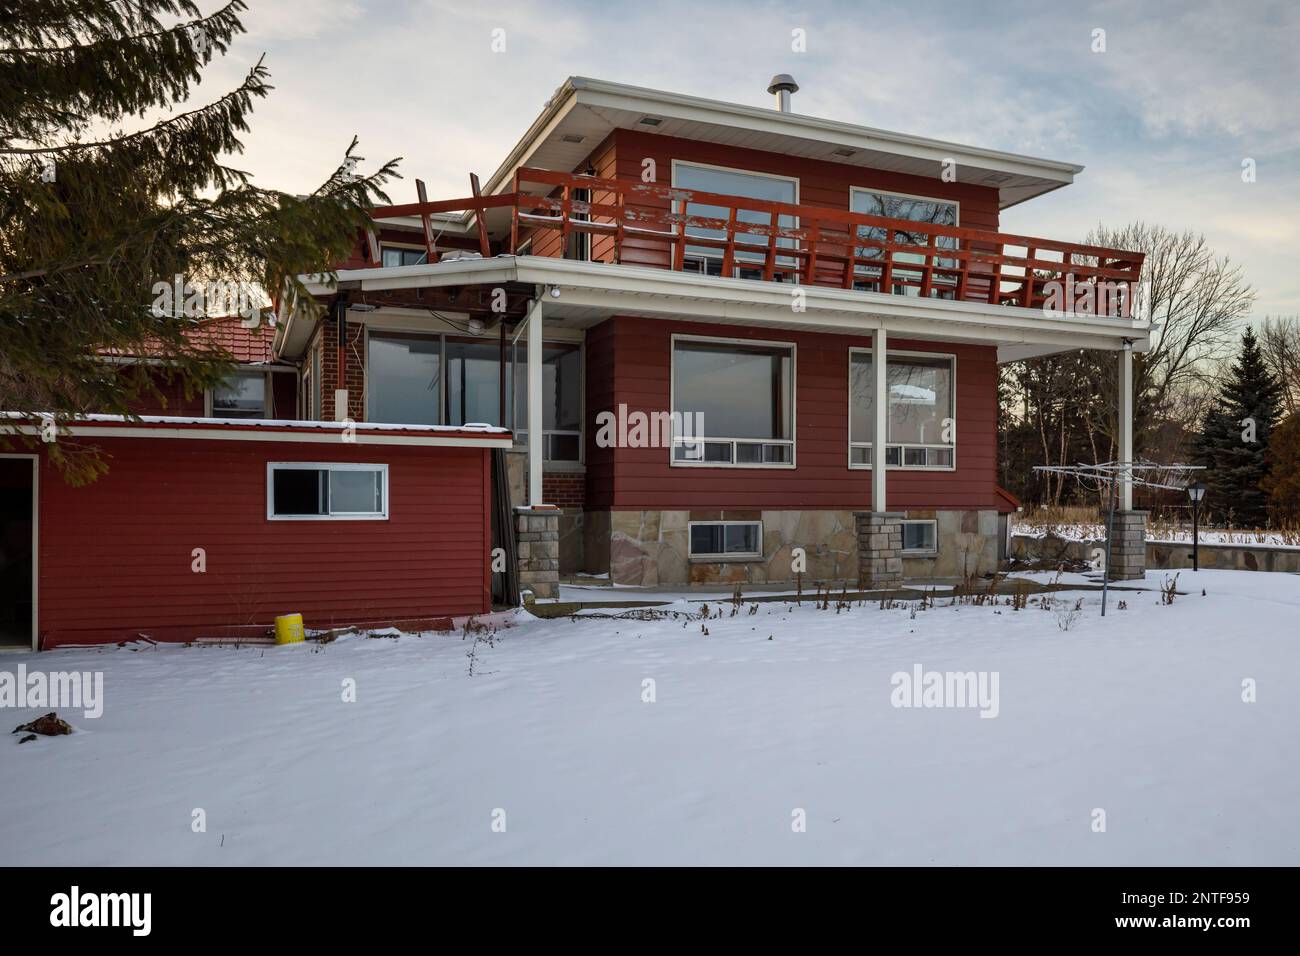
[[1, 569, 1297, 866]]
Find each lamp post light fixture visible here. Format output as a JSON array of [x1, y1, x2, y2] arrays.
[[1187, 482, 1207, 571]]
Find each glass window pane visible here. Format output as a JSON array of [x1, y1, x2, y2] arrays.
[[930, 447, 954, 467], [513, 342, 581, 433], [725, 523, 758, 554], [851, 191, 958, 277], [674, 165, 797, 264], [330, 469, 382, 514], [904, 447, 927, 466], [763, 444, 790, 463], [736, 443, 764, 463], [851, 445, 870, 465], [673, 340, 792, 440], [446, 337, 503, 426], [548, 433, 581, 462], [885, 445, 901, 466], [849, 352, 874, 443], [690, 524, 724, 555], [903, 522, 935, 551], [889, 356, 952, 446], [369, 332, 441, 425], [273, 468, 325, 516], [703, 441, 733, 463], [213, 371, 265, 418]]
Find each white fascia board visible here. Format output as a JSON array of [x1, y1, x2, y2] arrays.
[[570, 78, 1081, 184], [511, 257, 1149, 348], [8, 421, 512, 448]]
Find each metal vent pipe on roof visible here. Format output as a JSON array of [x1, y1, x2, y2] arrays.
[[767, 74, 799, 112]]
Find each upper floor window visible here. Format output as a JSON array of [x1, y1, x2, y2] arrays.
[[381, 246, 428, 268], [211, 369, 268, 419], [850, 189, 958, 297], [671, 335, 794, 467], [672, 162, 798, 276], [849, 350, 955, 469]]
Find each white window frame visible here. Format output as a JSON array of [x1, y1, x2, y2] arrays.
[[687, 520, 764, 561], [671, 160, 801, 277], [848, 186, 960, 294], [670, 332, 797, 470], [901, 519, 939, 555], [266, 462, 389, 521], [206, 369, 272, 419], [847, 347, 957, 472]]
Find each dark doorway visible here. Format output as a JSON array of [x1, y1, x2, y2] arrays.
[[0, 458, 34, 647]]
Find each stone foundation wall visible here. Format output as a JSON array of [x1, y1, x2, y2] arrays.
[[597, 508, 1000, 586]]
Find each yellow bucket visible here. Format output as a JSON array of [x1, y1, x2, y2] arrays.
[[274, 613, 305, 645]]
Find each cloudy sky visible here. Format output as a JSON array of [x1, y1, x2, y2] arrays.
[[202, 0, 1299, 318]]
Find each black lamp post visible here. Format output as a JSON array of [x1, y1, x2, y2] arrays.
[[1187, 482, 1206, 571]]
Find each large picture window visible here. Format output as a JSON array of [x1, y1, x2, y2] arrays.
[[849, 350, 955, 469], [673, 162, 798, 276], [672, 336, 794, 467], [364, 330, 579, 462], [850, 188, 958, 296], [267, 463, 388, 520]]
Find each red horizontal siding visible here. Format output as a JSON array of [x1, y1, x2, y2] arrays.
[[36, 438, 491, 647], [593, 315, 999, 512], [612, 129, 1001, 271]]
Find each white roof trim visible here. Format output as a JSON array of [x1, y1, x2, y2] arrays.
[[293, 255, 1150, 357], [480, 76, 1083, 206]]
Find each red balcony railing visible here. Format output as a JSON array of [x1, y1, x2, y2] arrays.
[[369, 167, 1145, 318]]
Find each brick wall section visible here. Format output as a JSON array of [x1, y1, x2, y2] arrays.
[[315, 316, 367, 422], [543, 473, 586, 508], [856, 512, 904, 588], [516, 508, 559, 599], [1109, 510, 1147, 580]]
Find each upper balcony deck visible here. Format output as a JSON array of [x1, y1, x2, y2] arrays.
[[363, 166, 1144, 321]]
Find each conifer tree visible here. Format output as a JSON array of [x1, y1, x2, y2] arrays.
[[1196, 327, 1284, 525], [0, 1, 398, 480]]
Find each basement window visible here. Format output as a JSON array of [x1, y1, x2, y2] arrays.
[[268, 463, 388, 520], [901, 520, 938, 555], [688, 521, 762, 560]]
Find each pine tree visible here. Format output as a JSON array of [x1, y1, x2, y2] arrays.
[[0, 1, 399, 480], [1260, 412, 1300, 525], [1196, 327, 1284, 526]]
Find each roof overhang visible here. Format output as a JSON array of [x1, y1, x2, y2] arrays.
[[290, 256, 1151, 361], [480, 77, 1083, 211], [6, 413, 512, 447]]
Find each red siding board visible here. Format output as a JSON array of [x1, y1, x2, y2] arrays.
[[36, 437, 492, 647], [594, 315, 1000, 513]]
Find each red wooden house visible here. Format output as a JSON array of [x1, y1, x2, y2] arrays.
[[284, 75, 1147, 596], [2, 74, 1149, 649]]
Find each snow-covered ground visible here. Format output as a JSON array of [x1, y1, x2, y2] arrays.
[[2, 569, 1297, 865]]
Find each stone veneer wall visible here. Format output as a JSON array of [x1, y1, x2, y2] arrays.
[[598, 509, 1000, 586]]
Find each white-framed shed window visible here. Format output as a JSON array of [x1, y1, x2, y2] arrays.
[[267, 463, 388, 520], [671, 334, 795, 467], [901, 519, 938, 554], [849, 349, 955, 470], [672, 161, 799, 276], [688, 520, 763, 560], [209, 369, 269, 419]]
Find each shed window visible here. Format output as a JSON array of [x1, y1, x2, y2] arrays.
[[268, 463, 387, 520], [212, 370, 268, 419]]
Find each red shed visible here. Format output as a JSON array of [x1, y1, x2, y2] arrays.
[[1, 416, 511, 650]]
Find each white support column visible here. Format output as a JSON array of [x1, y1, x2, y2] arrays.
[[526, 297, 545, 507], [1118, 341, 1134, 511], [872, 327, 888, 512]]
